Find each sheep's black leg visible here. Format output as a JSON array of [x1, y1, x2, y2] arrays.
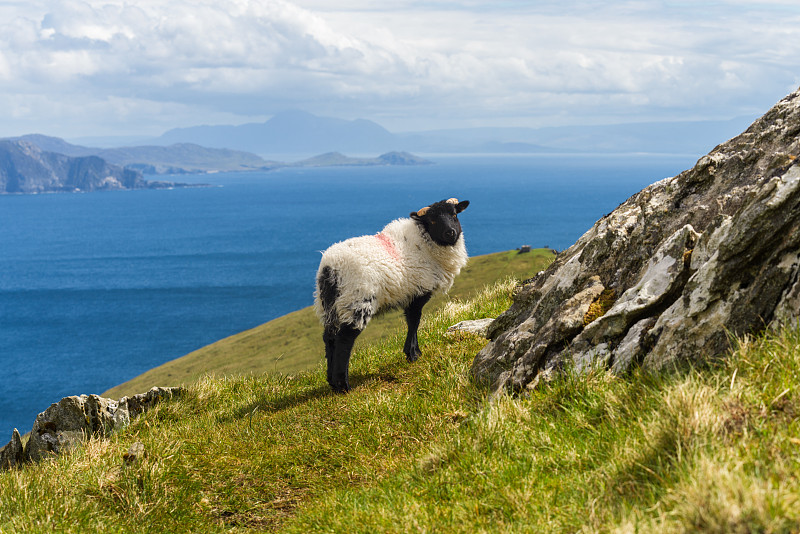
[[403, 292, 432, 362], [323, 327, 337, 385], [318, 266, 343, 389], [329, 323, 362, 393]]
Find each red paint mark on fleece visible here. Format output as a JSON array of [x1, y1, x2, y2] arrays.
[[375, 232, 401, 262]]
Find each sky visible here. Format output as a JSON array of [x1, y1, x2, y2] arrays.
[[1, 0, 799, 141]]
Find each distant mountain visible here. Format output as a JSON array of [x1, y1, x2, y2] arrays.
[[156, 110, 398, 156], [520, 117, 756, 154], [396, 116, 757, 155], [0, 140, 184, 194], [150, 110, 757, 157], [294, 151, 433, 167]]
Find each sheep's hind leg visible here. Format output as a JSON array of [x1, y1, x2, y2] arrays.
[[327, 296, 374, 392], [403, 292, 432, 362], [317, 265, 341, 387], [323, 327, 337, 385], [329, 323, 362, 393]]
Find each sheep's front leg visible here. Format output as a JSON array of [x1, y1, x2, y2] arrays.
[[329, 323, 362, 393], [403, 292, 432, 362]]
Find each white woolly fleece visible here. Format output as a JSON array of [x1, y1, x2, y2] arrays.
[[314, 217, 468, 329]]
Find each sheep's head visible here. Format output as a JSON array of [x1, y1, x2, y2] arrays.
[[410, 198, 470, 246]]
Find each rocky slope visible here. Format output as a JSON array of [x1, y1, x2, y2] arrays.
[[0, 140, 184, 194], [472, 87, 800, 391]]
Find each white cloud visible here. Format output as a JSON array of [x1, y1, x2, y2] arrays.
[[0, 0, 798, 137]]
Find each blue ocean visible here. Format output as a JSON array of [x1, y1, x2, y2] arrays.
[[0, 154, 697, 438]]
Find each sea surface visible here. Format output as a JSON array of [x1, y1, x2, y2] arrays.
[[0, 154, 698, 438]]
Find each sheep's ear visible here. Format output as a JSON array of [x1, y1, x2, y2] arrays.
[[455, 200, 470, 213]]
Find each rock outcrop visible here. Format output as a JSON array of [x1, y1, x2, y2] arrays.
[[472, 87, 800, 392], [0, 430, 25, 471], [0, 387, 182, 470]]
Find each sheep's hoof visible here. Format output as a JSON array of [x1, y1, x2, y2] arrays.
[[406, 350, 421, 363], [329, 381, 350, 394]]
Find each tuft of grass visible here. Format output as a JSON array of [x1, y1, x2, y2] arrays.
[[2, 278, 799, 533]]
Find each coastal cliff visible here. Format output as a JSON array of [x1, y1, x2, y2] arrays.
[[0, 140, 181, 194], [472, 86, 800, 391]]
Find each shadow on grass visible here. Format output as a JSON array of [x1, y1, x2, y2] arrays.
[[228, 370, 399, 421]]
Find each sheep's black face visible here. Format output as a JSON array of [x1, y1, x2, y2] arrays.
[[410, 199, 470, 246]]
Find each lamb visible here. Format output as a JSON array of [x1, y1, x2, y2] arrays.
[[314, 198, 470, 393]]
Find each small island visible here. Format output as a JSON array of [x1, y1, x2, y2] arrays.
[[294, 151, 433, 167]]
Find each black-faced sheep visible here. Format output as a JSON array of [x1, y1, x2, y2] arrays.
[[314, 198, 470, 393]]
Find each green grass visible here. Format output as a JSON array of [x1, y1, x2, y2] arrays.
[[103, 248, 555, 399], [3, 274, 799, 533]]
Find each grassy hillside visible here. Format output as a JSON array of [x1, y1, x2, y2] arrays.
[[103, 248, 555, 399], [2, 277, 799, 533]]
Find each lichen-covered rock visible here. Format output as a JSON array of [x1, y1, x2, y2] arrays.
[[120, 386, 183, 420], [473, 86, 800, 392], [446, 318, 496, 337], [26, 394, 130, 462]]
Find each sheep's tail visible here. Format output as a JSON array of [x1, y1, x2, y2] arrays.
[[315, 265, 340, 329]]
